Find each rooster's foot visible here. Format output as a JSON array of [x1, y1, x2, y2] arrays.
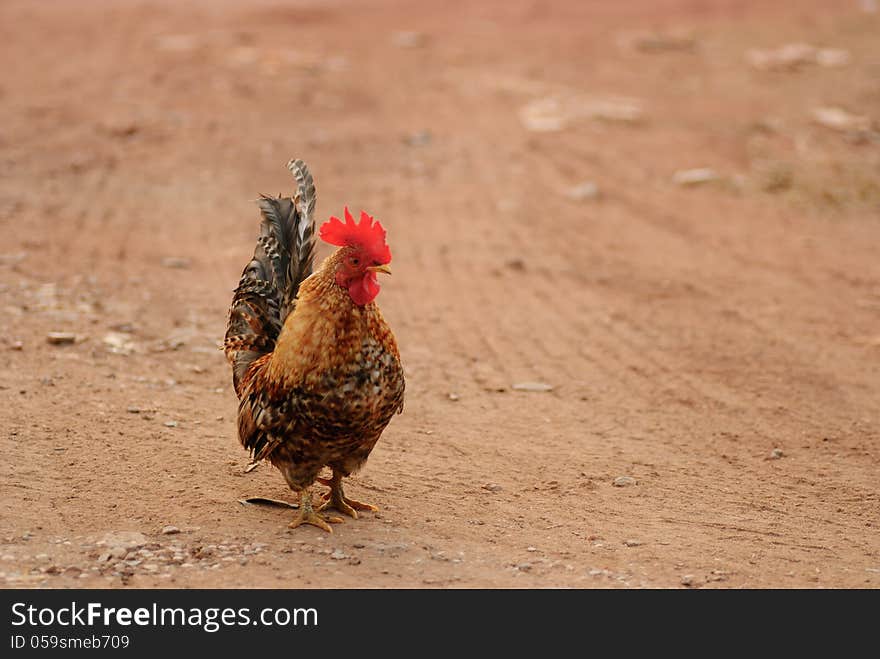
[[288, 491, 343, 532], [317, 472, 379, 520]]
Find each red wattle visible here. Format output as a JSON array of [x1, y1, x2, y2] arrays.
[[347, 272, 380, 306]]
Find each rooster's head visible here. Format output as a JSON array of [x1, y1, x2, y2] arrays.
[[319, 207, 392, 306]]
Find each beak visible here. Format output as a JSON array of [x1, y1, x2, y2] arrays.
[[367, 264, 392, 276]]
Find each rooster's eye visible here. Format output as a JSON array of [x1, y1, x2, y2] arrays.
[[351, 257, 360, 266]]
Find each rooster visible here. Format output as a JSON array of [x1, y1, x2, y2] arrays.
[[224, 159, 404, 532]]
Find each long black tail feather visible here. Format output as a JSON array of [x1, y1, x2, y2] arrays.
[[224, 160, 317, 395]]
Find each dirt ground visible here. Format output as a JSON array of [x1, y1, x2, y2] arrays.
[[0, 0, 878, 589]]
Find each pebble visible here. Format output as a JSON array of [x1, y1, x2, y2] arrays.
[[126, 406, 141, 414], [391, 31, 425, 49], [613, 476, 637, 487], [161, 257, 191, 269], [155, 34, 198, 53], [161, 525, 180, 535], [673, 168, 718, 186], [482, 483, 503, 493], [514, 562, 533, 572], [566, 181, 600, 201], [811, 107, 870, 133], [329, 549, 349, 561], [46, 332, 77, 345], [746, 43, 850, 71], [447, 392, 460, 401], [625, 30, 695, 53], [10, 341, 23, 351], [109, 546, 128, 560], [405, 130, 432, 147], [526, 546, 537, 552], [97, 531, 148, 550], [164, 421, 178, 428], [511, 382, 554, 392], [623, 539, 644, 547], [680, 574, 697, 587], [768, 448, 784, 460], [519, 98, 567, 132]]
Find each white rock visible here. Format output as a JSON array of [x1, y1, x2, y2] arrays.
[[102, 332, 136, 355], [46, 332, 76, 345], [673, 168, 718, 186], [566, 181, 600, 201], [519, 98, 566, 132], [613, 476, 637, 487], [811, 107, 870, 132], [511, 382, 554, 392]]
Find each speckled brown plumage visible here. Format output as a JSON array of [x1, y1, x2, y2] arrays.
[[224, 159, 404, 531]]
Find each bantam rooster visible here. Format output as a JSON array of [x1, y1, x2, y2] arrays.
[[224, 159, 404, 531]]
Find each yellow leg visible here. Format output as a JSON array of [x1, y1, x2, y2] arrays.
[[317, 471, 379, 520], [288, 490, 343, 532]]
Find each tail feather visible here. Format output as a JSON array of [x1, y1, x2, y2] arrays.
[[224, 160, 317, 395], [285, 158, 316, 319]]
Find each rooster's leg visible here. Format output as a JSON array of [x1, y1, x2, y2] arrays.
[[288, 489, 343, 532], [317, 470, 378, 520]]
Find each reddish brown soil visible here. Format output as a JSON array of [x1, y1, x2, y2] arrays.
[[1, 0, 878, 588]]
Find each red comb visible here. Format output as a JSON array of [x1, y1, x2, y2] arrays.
[[319, 207, 391, 264]]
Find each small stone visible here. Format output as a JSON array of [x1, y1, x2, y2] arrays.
[[96, 531, 148, 550], [97, 551, 112, 562], [161, 257, 191, 269], [680, 574, 697, 586], [329, 549, 349, 560], [102, 333, 136, 355], [391, 31, 425, 49], [126, 406, 140, 414], [746, 43, 816, 71], [519, 98, 566, 132], [482, 483, 503, 493], [155, 34, 198, 53], [447, 393, 460, 401], [815, 48, 850, 67], [110, 322, 137, 333], [109, 546, 128, 560], [613, 476, 637, 487], [811, 107, 870, 133], [673, 168, 718, 186], [46, 332, 76, 345], [405, 130, 432, 146], [566, 181, 600, 201], [164, 421, 178, 428], [511, 382, 554, 392], [514, 562, 532, 572], [526, 546, 537, 552], [626, 30, 695, 53], [161, 525, 180, 535], [768, 448, 784, 460], [10, 341, 23, 351], [623, 539, 643, 547]]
